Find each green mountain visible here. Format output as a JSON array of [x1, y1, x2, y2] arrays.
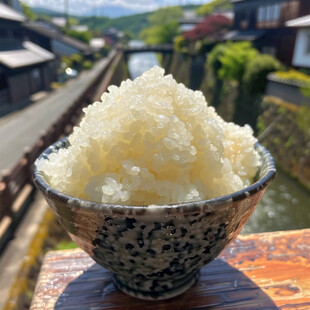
[[32, 4, 201, 38], [78, 13, 151, 37]]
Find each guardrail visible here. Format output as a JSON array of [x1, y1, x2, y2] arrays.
[[0, 50, 122, 254]]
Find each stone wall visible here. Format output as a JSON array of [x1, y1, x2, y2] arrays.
[[258, 97, 310, 190], [162, 52, 310, 189]]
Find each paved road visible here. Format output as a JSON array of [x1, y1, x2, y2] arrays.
[[0, 56, 111, 172]]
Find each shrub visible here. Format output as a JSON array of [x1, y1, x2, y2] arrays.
[[82, 60, 93, 70], [274, 69, 310, 85], [297, 106, 310, 138], [196, 0, 232, 16], [140, 7, 183, 44], [217, 41, 258, 83], [65, 30, 92, 44], [207, 43, 227, 78], [275, 69, 310, 97], [174, 35, 188, 53], [243, 54, 283, 94], [61, 56, 73, 68]]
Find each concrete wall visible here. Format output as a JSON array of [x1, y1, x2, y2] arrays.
[[266, 78, 310, 108]]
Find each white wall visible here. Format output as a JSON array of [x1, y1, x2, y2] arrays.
[[292, 28, 310, 68]]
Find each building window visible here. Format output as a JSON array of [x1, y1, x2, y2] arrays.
[[257, 3, 282, 28]]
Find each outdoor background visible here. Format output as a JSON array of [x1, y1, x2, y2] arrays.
[[0, 0, 309, 308]]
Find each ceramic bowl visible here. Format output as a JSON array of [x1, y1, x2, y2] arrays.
[[33, 138, 276, 300]]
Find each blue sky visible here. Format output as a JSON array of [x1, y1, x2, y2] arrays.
[[22, 0, 211, 15]]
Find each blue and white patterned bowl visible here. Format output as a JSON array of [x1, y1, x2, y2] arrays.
[[33, 138, 276, 300]]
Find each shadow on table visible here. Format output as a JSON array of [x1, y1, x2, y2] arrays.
[[54, 258, 278, 310]]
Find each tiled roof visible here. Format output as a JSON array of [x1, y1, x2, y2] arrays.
[[223, 30, 265, 41], [0, 2, 26, 22], [0, 41, 54, 69], [23, 22, 92, 54], [286, 15, 310, 28]]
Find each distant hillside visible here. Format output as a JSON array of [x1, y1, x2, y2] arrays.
[[85, 5, 140, 18], [32, 5, 142, 19], [31, 4, 201, 38], [32, 7, 67, 17], [79, 12, 151, 37]]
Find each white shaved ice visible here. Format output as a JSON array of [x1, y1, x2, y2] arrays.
[[37, 66, 260, 205]]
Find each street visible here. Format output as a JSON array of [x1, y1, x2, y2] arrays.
[[0, 57, 110, 172]]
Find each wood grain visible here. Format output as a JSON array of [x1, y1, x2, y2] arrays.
[[30, 229, 310, 310]]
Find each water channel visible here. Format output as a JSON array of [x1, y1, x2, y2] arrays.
[[127, 41, 310, 234]]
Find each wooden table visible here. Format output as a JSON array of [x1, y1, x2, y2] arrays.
[[30, 229, 310, 310]]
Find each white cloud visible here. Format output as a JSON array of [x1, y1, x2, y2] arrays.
[[22, 0, 208, 15]]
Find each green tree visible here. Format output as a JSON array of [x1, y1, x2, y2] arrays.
[[207, 43, 227, 78], [197, 0, 232, 16], [20, 2, 37, 21], [240, 54, 283, 130], [207, 43, 227, 107], [65, 30, 92, 44], [243, 54, 283, 94], [122, 30, 134, 44], [140, 7, 183, 44], [148, 7, 183, 25], [174, 35, 188, 53], [69, 17, 78, 26], [207, 41, 262, 129], [218, 41, 258, 84], [140, 20, 180, 45]]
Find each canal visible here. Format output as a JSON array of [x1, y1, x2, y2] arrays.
[[127, 42, 310, 234]]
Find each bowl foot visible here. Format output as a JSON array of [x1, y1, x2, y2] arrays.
[[112, 271, 199, 300]]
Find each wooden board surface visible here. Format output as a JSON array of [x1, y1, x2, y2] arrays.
[[30, 229, 310, 310]]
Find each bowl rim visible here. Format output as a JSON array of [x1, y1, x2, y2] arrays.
[[33, 137, 276, 214]]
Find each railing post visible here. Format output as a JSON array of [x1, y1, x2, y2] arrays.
[[0, 170, 14, 221]]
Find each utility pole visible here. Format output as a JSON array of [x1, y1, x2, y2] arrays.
[[65, 0, 69, 30], [95, 0, 98, 31]]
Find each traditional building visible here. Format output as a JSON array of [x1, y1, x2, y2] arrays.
[[286, 14, 310, 69], [23, 21, 93, 57], [0, 2, 57, 110], [183, 13, 233, 42], [225, 0, 310, 65]]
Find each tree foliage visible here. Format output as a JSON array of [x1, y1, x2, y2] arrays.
[[139, 7, 183, 44], [65, 30, 92, 44], [196, 0, 232, 16], [207, 43, 227, 77], [148, 7, 183, 25], [78, 13, 150, 38], [183, 14, 232, 41], [140, 21, 180, 44], [21, 2, 38, 21], [174, 35, 188, 53], [243, 54, 283, 94], [217, 41, 258, 83]]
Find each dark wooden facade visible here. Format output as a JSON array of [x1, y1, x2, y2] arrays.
[[231, 0, 310, 65], [0, 4, 57, 111]]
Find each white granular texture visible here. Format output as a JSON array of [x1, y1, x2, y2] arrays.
[[37, 66, 260, 205]]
